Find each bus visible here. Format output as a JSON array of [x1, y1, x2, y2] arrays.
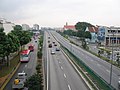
[[20, 50, 30, 62]]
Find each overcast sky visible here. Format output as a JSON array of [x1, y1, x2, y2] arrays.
[[0, 0, 120, 27]]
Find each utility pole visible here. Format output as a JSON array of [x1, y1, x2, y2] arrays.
[[109, 31, 114, 85]]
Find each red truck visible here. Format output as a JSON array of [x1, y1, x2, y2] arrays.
[[28, 45, 34, 52]]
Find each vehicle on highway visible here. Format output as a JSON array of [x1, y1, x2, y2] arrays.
[[51, 49, 55, 54], [28, 44, 34, 52], [48, 37, 50, 39], [53, 41, 55, 44], [12, 72, 27, 90], [48, 40, 50, 43], [48, 44, 52, 48], [56, 48, 60, 51], [54, 44, 57, 46], [20, 50, 30, 62]]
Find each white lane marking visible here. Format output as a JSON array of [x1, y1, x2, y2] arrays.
[[22, 71, 24, 73], [25, 65, 27, 67], [61, 66, 63, 70], [64, 73, 66, 78], [106, 69, 110, 73], [59, 61, 61, 64], [68, 84, 72, 90]]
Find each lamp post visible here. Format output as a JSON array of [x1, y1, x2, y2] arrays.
[[109, 32, 114, 85]]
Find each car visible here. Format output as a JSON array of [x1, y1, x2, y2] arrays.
[[48, 44, 52, 48], [56, 48, 60, 51], [51, 50, 55, 54], [48, 37, 50, 39], [48, 40, 50, 43], [53, 42, 55, 44], [54, 44, 57, 46]]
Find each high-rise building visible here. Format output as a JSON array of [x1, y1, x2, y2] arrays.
[[33, 24, 39, 30], [22, 24, 30, 31], [0, 18, 15, 34]]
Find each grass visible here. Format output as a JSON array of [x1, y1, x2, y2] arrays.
[[0, 55, 20, 78]]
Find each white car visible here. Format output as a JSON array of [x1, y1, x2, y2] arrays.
[[51, 50, 55, 54]]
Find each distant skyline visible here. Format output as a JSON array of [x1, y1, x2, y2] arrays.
[[0, 0, 120, 27]]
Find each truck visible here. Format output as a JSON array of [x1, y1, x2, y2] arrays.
[[28, 44, 34, 52], [12, 72, 27, 90]]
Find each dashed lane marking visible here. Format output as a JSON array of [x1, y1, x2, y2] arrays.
[[64, 73, 66, 78], [61, 66, 63, 70], [68, 84, 72, 90]]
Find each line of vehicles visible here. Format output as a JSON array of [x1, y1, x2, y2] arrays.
[[20, 44, 34, 62], [48, 36, 60, 55], [12, 44, 34, 90]]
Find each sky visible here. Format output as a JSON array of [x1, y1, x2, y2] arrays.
[[0, 0, 120, 27]]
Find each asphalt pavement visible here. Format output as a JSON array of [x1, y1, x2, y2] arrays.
[[45, 31, 89, 90], [4, 38, 38, 90], [51, 31, 120, 90]]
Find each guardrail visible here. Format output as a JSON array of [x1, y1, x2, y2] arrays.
[[61, 44, 115, 90]]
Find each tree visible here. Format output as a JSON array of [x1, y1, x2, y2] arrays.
[[0, 28, 7, 63], [85, 31, 91, 39], [75, 22, 94, 31], [14, 25, 22, 30], [3, 32, 20, 66], [11, 25, 32, 47], [75, 22, 93, 49], [63, 29, 77, 36], [25, 74, 43, 90]]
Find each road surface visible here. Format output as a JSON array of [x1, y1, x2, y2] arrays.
[[45, 31, 89, 90], [51, 30, 120, 90]]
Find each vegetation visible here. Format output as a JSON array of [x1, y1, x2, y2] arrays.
[[75, 22, 93, 49], [25, 73, 43, 90], [11, 25, 32, 47], [63, 29, 77, 36], [0, 25, 32, 67]]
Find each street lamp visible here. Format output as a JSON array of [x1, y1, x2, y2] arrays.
[[109, 31, 115, 85]]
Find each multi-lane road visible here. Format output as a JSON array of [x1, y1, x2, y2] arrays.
[[51, 30, 120, 90], [44, 31, 89, 90], [4, 38, 38, 90]]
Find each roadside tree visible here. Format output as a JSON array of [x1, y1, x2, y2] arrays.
[[75, 22, 93, 49]]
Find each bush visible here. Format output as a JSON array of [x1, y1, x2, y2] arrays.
[[25, 73, 43, 90], [37, 50, 42, 59]]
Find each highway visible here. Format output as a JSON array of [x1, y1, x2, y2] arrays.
[[51, 31, 120, 90], [45, 31, 89, 90], [4, 38, 38, 90]]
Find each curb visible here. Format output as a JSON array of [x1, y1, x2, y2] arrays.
[[0, 62, 21, 90]]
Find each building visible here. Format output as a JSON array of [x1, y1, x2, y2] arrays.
[[97, 26, 106, 45], [0, 18, 15, 34], [33, 24, 39, 30], [22, 24, 30, 31], [85, 27, 98, 43], [105, 26, 120, 46], [63, 22, 76, 31]]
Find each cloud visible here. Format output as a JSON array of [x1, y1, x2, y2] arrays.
[[0, 0, 120, 27]]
